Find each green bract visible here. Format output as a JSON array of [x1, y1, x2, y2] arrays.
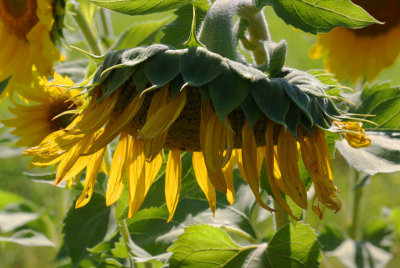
[[90, 44, 349, 137]]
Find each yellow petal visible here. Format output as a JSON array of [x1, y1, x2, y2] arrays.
[[204, 113, 233, 172], [88, 95, 142, 154], [126, 138, 162, 218], [276, 128, 308, 209], [106, 132, 129, 206], [238, 121, 274, 212], [165, 150, 181, 222], [54, 134, 94, 185], [265, 121, 298, 220], [75, 147, 106, 208], [140, 88, 187, 138], [222, 149, 238, 205], [193, 152, 217, 214]]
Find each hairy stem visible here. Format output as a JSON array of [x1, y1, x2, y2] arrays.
[[199, 0, 265, 61], [69, 4, 102, 56]]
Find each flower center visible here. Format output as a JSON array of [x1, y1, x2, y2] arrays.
[[49, 98, 77, 131], [351, 0, 400, 36], [0, 0, 38, 39]]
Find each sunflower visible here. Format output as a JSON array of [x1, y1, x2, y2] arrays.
[[0, 0, 62, 98], [2, 73, 82, 147], [310, 0, 400, 83], [25, 45, 371, 220]]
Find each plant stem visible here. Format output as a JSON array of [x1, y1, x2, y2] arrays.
[[69, 4, 102, 56], [99, 8, 110, 37], [348, 169, 363, 240], [239, 8, 270, 65], [273, 199, 290, 231], [117, 218, 137, 268]]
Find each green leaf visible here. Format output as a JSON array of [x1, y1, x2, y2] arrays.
[[0, 189, 22, 210], [90, 0, 192, 15], [355, 83, 400, 131], [0, 76, 11, 95], [329, 240, 392, 268], [362, 219, 393, 252], [63, 193, 117, 264], [336, 131, 400, 175], [0, 230, 54, 247], [257, 0, 379, 34], [161, 2, 209, 49], [0, 206, 39, 233], [318, 225, 345, 252], [168, 224, 269, 268], [264, 40, 287, 76], [266, 223, 321, 267], [111, 17, 173, 50]]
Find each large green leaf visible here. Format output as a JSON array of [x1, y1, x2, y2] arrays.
[[161, 2, 209, 49], [62, 193, 117, 264], [90, 0, 192, 15], [256, 0, 379, 34], [266, 223, 321, 267], [111, 17, 173, 50], [168, 223, 321, 267], [355, 83, 400, 131], [168, 224, 269, 268]]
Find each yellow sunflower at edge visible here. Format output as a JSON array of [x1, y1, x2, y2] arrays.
[[310, 0, 400, 83], [3, 73, 82, 147], [0, 0, 61, 98]]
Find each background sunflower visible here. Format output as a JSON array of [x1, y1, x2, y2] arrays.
[[310, 0, 400, 83], [0, 0, 62, 99]]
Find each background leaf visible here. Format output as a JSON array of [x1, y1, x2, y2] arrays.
[[90, 0, 192, 16], [62, 193, 117, 264], [255, 0, 379, 34]]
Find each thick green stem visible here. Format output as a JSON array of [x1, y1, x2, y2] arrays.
[[69, 4, 102, 56], [198, 0, 263, 61], [273, 199, 290, 231], [348, 169, 363, 240]]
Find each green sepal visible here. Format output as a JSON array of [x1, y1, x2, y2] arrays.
[[169, 75, 186, 98], [264, 40, 287, 76], [199, 85, 210, 104], [241, 93, 263, 129], [283, 82, 313, 123], [100, 66, 136, 101], [284, 104, 301, 138], [180, 47, 225, 87], [144, 50, 180, 88], [309, 97, 330, 129], [131, 64, 149, 93], [208, 68, 249, 124], [251, 78, 290, 127], [92, 50, 124, 84], [120, 44, 170, 68]]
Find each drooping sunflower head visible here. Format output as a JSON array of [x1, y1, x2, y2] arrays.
[[25, 45, 371, 220], [3, 73, 82, 147], [0, 0, 63, 98], [310, 0, 400, 82]]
